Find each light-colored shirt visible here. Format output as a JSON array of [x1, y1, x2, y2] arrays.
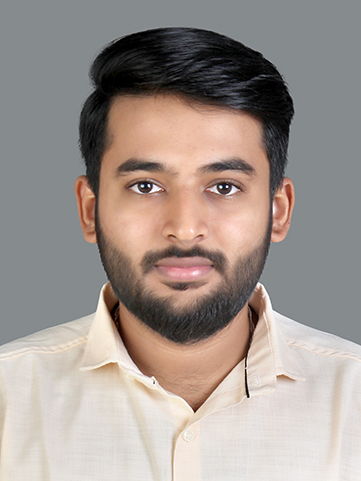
[[0, 283, 360, 480]]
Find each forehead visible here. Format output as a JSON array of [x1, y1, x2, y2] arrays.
[[104, 94, 269, 175]]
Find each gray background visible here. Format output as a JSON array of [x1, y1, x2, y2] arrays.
[[0, 0, 360, 345]]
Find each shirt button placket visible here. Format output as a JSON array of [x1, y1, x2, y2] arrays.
[[173, 424, 200, 481]]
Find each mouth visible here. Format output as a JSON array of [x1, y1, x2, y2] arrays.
[[154, 256, 214, 282]]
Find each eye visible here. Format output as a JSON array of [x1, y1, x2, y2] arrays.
[[128, 181, 164, 194], [207, 182, 241, 196]]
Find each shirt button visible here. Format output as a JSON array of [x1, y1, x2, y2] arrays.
[[182, 429, 195, 442]]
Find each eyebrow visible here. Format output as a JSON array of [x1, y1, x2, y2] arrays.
[[114, 157, 256, 177], [114, 158, 173, 177], [198, 158, 256, 176]]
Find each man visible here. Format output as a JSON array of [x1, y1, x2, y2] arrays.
[[0, 27, 360, 480]]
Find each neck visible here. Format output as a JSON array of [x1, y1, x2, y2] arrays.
[[115, 303, 254, 411]]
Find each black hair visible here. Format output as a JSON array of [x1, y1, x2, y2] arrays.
[[79, 27, 294, 197]]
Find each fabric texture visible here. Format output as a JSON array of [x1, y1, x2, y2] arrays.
[[0, 283, 360, 480]]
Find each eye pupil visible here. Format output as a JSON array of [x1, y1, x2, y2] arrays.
[[139, 182, 153, 193], [217, 183, 232, 194]]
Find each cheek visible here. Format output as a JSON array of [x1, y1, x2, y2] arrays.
[[212, 202, 270, 252], [99, 200, 161, 252]]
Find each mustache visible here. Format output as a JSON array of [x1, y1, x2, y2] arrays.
[[141, 245, 227, 275]]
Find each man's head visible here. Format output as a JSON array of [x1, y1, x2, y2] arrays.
[[75, 28, 295, 344]]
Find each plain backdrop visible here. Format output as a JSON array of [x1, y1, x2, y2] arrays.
[[0, 0, 360, 345]]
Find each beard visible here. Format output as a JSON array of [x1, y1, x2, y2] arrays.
[[96, 214, 272, 345]]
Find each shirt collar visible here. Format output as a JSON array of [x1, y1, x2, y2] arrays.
[[80, 283, 145, 378], [246, 284, 306, 397], [80, 282, 306, 394]]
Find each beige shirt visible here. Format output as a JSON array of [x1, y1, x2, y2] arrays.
[[0, 283, 360, 480]]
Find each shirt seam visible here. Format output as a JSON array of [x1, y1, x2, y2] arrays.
[[285, 337, 361, 363], [0, 336, 89, 361]]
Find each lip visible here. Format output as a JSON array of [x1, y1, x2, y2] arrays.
[[155, 257, 214, 282]]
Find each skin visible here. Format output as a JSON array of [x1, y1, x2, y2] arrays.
[[75, 95, 294, 411]]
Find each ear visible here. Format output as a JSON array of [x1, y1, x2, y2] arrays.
[[271, 177, 295, 243], [74, 176, 97, 244]]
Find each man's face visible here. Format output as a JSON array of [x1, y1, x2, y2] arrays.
[[95, 95, 274, 343]]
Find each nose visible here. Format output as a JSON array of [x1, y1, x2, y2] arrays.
[[161, 188, 209, 246]]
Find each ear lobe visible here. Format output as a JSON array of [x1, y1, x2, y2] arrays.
[[74, 176, 97, 244], [271, 177, 295, 243]]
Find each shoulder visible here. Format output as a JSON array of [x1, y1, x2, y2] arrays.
[[0, 314, 94, 362], [274, 310, 361, 366]]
